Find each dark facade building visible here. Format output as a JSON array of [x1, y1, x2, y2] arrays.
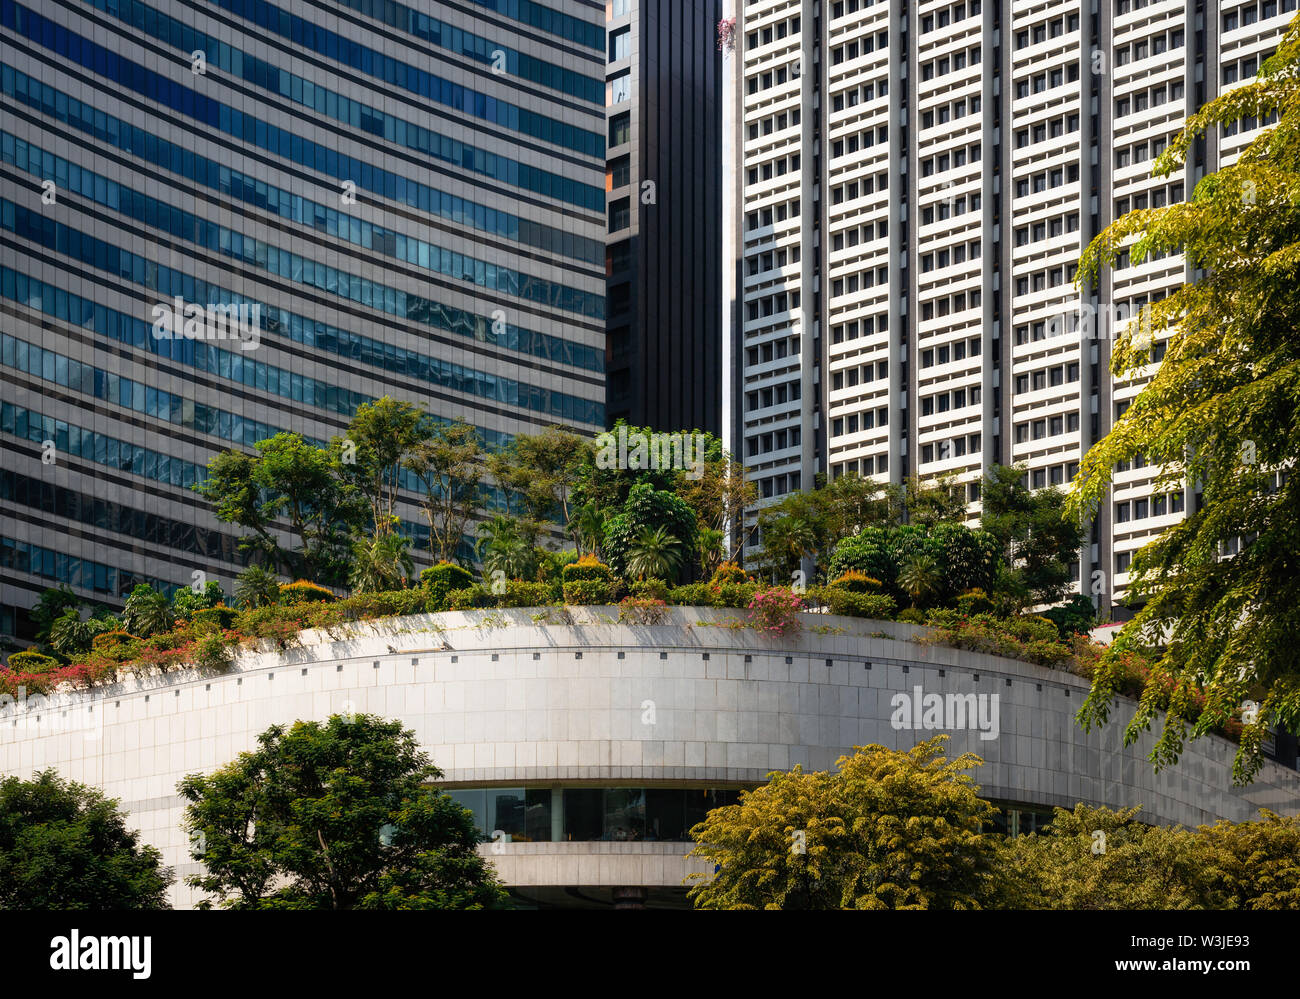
[[604, 0, 723, 436]]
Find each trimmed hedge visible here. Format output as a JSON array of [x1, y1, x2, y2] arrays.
[[279, 580, 336, 605], [829, 571, 882, 593], [421, 562, 474, 593], [813, 587, 897, 620], [665, 581, 759, 610], [562, 556, 615, 584], [562, 579, 621, 605], [6, 651, 59, 674]]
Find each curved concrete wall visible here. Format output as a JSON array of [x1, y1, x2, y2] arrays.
[[1, 606, 1297, 908]]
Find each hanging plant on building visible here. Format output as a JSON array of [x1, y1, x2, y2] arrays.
[[717, 16, 736, 53]]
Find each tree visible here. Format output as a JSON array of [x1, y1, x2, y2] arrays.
[[120, 584, 174, 638], [195, 435, 355, 583], [1068, 17, 1300, 782], [687, 737, 1000, 910], [28, 586, 81, 648], [601, 483, 698, 582], [509, 427, 590, 536], [566, 500, 607, 558], [234, 565, 281, 609], [672, 440, 759, 566], [47, 608, 114, 657], [349, 527, 415, 594], [172, 580, 225, 618], [898, 554, 942, 609], [475, 514, 536, 581], [406, 420, 485, 564], [178, 715, 506, 909], [1197, 810, 1300, 910], [0, 770, 172, 909], [996, 804, 1219, 910], [336, 397, 426, 542], [755, 512, 817, 583], [626, 526, 685, 582], [892, 473, 968, 527], [981, 464, 1084, 610]]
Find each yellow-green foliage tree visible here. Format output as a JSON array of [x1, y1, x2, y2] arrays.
[[686, 736, 1000, 909], [1070, 14, 1300, 782], [997, 804, 1218, 910]]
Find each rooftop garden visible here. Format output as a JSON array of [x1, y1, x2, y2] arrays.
[[1, 411, 1249, 748]]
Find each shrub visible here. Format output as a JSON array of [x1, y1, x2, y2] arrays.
[[447, 586, 495, 611], [192, 631, 235, 672], [562, 555, 615, 584], [494, 580, 553, 608], [666, 582, 714, 606], [1042, 594, 1098, 640], [536, 549, 580, 584], [235, 605, 312, 648], [829, 571, 882, 593], [709, 562, 750, 586], [6, 651, 59, 675], [279, 580, 336, 605], [897, 608, 926, 625], [816, 587, 897, 620], [421, 562, 474, 593], [618, 596, 669, 625], [955, 588, 996, 616], [337, 589, 428, 620], [191, 605, 239, 631], [922, 612, 1073, 669], [666, 581, 760, 610], [629, 579, 669, 601], [746, 586, 804, 637], [91, 631, 140, 663], [562, 579, 620, 605]]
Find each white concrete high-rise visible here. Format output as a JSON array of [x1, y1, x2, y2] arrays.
[[725, 0, 1295, 615]]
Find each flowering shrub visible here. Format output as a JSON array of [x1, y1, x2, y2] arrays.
[[746, 586, 804, 637], [618, 596, 669, 625], [709, 562, 750, 586]]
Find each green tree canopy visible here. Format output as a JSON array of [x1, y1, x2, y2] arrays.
[[1069, 16, 1300, 782], [178, 714, 507, 910], [687, 736, 1000, 910], [980, 464, 1084, 611], [0, 770, 172, 909]]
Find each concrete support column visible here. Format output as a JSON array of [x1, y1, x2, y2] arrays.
[[551, 788, 564, 842]]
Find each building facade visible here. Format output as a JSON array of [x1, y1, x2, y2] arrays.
[[726, 0, 1294, 613], [604, 0, 724, 436], [3, 606, 1296, 909], [0, 0, 609, 635]]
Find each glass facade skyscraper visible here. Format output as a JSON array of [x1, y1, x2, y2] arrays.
[[1, 0, 608, 633]]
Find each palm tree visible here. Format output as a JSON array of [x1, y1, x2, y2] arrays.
[[121, 585, 174, 638], [626, 526, 685, 582], [696, 527, 725, 576], [349, 532, 415, 594], [234, 565, 282, 609], [566, 501, 607, 557], [476, 515, 535, 580], [898, 554, 941, 609], [48, 610, 113, 656]]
